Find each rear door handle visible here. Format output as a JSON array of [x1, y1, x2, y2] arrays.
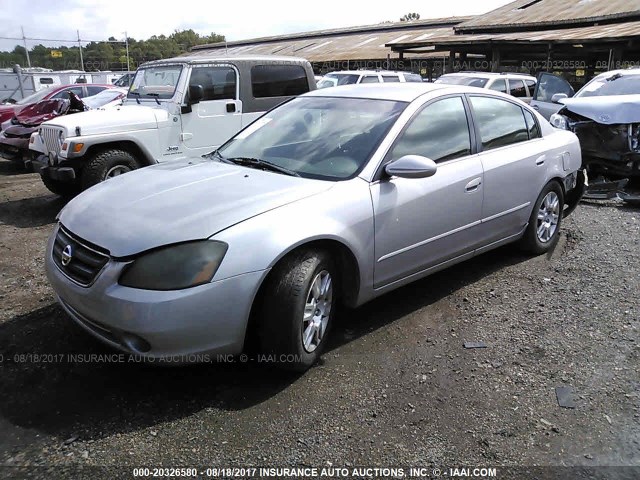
[[535, 155, 546, 166], [465, 177, 482, 192]]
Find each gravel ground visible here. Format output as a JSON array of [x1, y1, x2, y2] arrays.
[[0, 159, 638, 479]]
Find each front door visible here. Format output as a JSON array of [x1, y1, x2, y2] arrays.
[[530, 72, 575, 120], [371, 96, 483, 289], [180, 64, 243, 154]]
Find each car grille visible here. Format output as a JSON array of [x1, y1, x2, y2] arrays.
[[40, 126, 64, 155], [52, 226, 109, 286]]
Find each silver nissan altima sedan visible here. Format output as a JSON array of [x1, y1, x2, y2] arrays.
[[45, 83, 583, 371]]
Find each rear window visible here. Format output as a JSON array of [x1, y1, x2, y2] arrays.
[[508, 79, 527, 98], [382, 75, 401, 83], [251, 65, 309, 98]]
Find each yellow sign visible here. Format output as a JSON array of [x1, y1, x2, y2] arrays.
[[576, 69, 585, 77], [50, 50, 63, 58]]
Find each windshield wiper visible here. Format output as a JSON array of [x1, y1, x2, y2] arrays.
[[128, 91, 141, 104], [225, 156, 300, 177], [145, 93, 162, 105], [606, 73, 623, 82]]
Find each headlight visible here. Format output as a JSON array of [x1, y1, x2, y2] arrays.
[[550, 113, 569, 130], [119, 241, 228, 291]]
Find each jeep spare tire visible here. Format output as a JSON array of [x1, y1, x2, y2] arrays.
[[81, 149, 139, 190]]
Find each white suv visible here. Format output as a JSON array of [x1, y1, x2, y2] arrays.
[[435, 72, 537, 103], [317, 70, 423, 88]]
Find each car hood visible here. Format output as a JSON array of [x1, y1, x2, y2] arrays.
[[560, 94, 640, 124], [43, 105, 167, 137], [59, 158, 334, 257]]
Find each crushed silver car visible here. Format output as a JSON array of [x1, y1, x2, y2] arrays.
[[45, 83, 583, 371]]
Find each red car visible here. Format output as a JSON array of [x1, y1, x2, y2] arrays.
[[0, 84, 115, 125]]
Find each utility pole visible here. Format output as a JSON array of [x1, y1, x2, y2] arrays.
[[21, 26, 31, 68], [77, 30, 84, 71], [124, 31, 130, 71]]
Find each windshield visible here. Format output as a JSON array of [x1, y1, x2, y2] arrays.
[[128, 65, 183, 100], [317, 74, 361, 89], [16, 88, 54, 105], [576, 73, 640, 98], [435, 76, 488, 88], [216, 96, 407, 180]]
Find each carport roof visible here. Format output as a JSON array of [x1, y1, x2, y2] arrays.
[[389, 19, 640, 51], [456, 0, 640, 33], [190, 18, 471, 62]]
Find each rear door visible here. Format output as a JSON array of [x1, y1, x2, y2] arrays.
[[468, 95, 547, 245], [530, 72, 575, 119]]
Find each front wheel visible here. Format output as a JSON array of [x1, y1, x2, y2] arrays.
[[40, 175, 81, 198], [520, 181, 564, 254], [81, 149, 139, 190], [258, 250, 337, 372]]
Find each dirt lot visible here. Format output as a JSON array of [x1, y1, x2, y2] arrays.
[[0, 159, 639, 479]]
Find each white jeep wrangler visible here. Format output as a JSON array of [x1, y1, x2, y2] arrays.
[[29, 55, 316, 196]]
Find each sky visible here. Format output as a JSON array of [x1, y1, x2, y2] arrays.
[[0, 0, 513, 52]]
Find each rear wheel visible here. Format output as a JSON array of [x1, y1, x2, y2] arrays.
[[258, 250, 337, 372], [520, 181, 564, 254], [40, 175, 81, 198], [81, 149, 139, 190]]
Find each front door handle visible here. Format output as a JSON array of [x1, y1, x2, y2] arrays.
[[465, 177, 482, 192], [535, 155, 546, 166]]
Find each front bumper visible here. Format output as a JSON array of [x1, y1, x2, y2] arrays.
[[45, 226, 266, 360]]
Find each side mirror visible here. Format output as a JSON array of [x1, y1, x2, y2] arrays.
[[188, 85, 204, 105], [384, 155, 437, 179], [551, 93, 568, 104]]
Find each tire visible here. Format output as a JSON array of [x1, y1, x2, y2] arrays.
[[81, 149, 139, 190], [40, 175, 81, 198], [520, 181, 564, 254], [258, 250, 338, 372]]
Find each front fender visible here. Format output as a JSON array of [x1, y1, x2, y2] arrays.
[[211, 178, 375, 306]]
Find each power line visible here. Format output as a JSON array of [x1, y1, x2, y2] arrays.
[[0, 36, 125, 43]]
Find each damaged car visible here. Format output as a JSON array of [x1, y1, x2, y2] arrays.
[[532, 69, 640, 203], [0, 88, 126, 167]]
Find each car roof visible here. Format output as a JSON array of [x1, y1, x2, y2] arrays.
[[324, 70, 409, 76], [591, 68, 640, 80], [142, 55, 311, 67], [440, 72, 536, 80], [306, 83, 462, 102]]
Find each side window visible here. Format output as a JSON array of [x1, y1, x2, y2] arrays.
[[535, 74, 574, 102], [250, 65, 309, 98], [382, 75, 400, 83], [86, 86, 106, 96], [525, 79, 536, 96], [508, 79, 527, 98], [52, 87, 83, 99], [403, 73, 424, 83], [360, 75, 380, 84], [523, 109, 541, 139], [387, 97, 471, 163], [488, 79, 507, 93], [39, 78, 54, 85], [190, 66, 237, 101], [470, 96, 529, 150]]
